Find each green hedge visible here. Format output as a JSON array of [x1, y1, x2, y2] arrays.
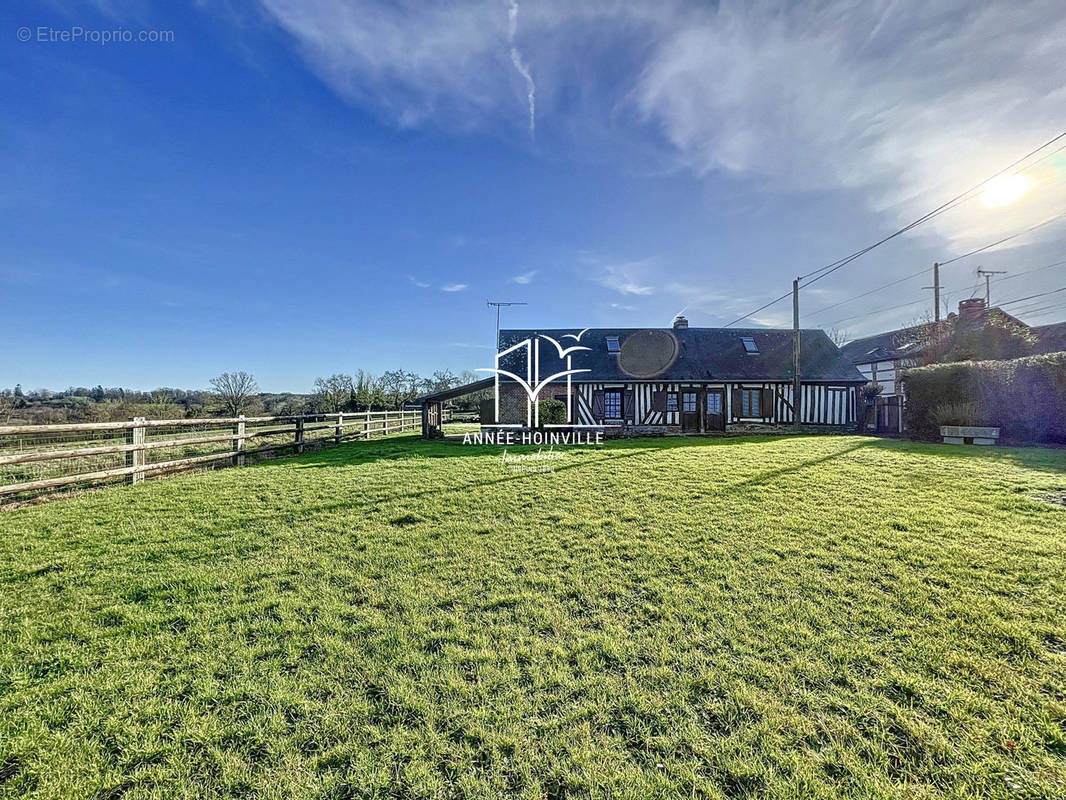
[[536, 398, 567, 427], [902, 351, 1066, 443]]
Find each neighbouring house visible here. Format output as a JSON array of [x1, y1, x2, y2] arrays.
[[481, 316, 865, 435], [838, 298, 1038, 434], [837, 325, 932, 398], [838, 298, 1034, 397], [1033, 321, 1066, 354]]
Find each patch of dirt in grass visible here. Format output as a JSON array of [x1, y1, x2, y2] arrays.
[[1036, 491, 1066, 507]]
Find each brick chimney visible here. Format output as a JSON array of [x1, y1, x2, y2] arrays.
[[673, 315, 689, 329], [958, 298, 986, 321]]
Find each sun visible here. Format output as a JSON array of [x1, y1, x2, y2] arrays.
[[981, 173, 1030, 207]]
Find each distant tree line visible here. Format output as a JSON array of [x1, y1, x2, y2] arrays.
[[0, 367, 487, 426]]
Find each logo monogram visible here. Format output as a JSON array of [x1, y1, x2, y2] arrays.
[[476, 329, 593, 427]]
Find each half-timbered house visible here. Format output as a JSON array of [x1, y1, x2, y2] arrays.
[[489, 316, 865, 434]]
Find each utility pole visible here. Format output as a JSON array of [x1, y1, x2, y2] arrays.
[[792, 278, 801, 430], [486, 301, 527, 348], [976, 268, 1006, 305], [921, 262, 941, 322]]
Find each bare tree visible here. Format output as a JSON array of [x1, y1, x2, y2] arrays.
[[826, 327, 848, 347], [429, 369, 459, 393], [380, 369, 421, 410], [313, 373, 354, 412], [210, 371, 259, 416]]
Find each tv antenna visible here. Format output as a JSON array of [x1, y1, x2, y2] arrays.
[[487, 301, 527, 347], [976, 267, 1007, 305]]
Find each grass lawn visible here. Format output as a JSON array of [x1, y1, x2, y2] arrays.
[[1, 435, 1065, 799]]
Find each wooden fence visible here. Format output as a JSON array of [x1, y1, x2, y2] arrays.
[[0, 410, 420, 502]]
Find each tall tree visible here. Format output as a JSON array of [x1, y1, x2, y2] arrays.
[[380, 369, 421, 410], [209, 371, 259, 416], [313, 374, 355, 412], [429, 369, 459, 393]]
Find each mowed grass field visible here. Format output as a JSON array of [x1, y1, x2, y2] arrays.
[[1, 435, 1065, 799]]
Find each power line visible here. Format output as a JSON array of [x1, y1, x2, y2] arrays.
[[803, 210, 1064, 295], [721, 290, 794, 329], [1009, 300, 1066, 317], [806, 216, 1065, 318], [827, 295, 932, 327], [1015, 302, 1066, 319], [724, 129, 1066, 328], [797, 128, 1066, 286], [990, 258, 1066, 284], [829, 284, 1066, 330], [996, 286, 1066, 308]]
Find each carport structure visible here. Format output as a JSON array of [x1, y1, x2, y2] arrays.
[[416, 378, 494, 438]]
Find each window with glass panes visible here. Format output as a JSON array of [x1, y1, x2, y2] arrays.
[[603, 390, 622, 418]]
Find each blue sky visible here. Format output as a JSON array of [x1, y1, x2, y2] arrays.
[[3, 0, 1065, 392]]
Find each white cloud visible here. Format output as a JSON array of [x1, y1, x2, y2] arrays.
[[259, 0, 1066, 246], [256, 0, 673, 137], [510, 269, 537, 284], [407, 275, 430, 288], [441, 283, 468, 292], [507, 1, 536, 139], [634, 0, 1066, 246], [579, 252, 656, 295]]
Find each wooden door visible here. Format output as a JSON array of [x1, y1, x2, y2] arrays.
[[705, 390, 725, 431], [876, 396, 901, 434], [681, 390, 700, 432]]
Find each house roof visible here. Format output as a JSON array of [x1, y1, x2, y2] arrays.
[[497, 327, 865, 383], [838, 324, 933, 364], [414, 377, 495, 405], [1034, 321, 1066, 354], [838, 304, 1031, 365]]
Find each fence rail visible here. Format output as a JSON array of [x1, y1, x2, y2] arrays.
[[0, 410, 420, 502]]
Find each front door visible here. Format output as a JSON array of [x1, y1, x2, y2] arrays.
[[681, 390, 700, 432], [705, 390, 725, 431]]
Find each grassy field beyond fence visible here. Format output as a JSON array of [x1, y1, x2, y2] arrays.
[[0, 411, 420, 503], [0, 435, 1064, 798]]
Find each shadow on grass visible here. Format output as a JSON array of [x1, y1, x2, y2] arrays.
[[863, 437, 1066, 475], [253, 431, 844, 471], [220, 435, 878, 529]]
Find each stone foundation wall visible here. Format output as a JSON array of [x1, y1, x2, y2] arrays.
[[609, 422, 857, 438]]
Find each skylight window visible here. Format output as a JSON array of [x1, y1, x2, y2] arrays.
[[606, 336, 620, 353], [741, 336, 759, 354]]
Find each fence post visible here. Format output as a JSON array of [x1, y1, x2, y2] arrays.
[[385, 412, 390, 436], [295, 417, 305, 454], [126, 417, 145, 484], [335, 413, 344, 445], [364, 410, 370, 439], [233, 414, 246, 466]]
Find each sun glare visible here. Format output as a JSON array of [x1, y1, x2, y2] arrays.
[[980, 173, 1030, 207]]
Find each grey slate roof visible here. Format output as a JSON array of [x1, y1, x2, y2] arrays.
[[497, 327, 865, 383], [838, 325, 930, 364], [415, 377, 495, 404], [838, 306, 1031, 364], [1034, 321, 1066, 354]]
